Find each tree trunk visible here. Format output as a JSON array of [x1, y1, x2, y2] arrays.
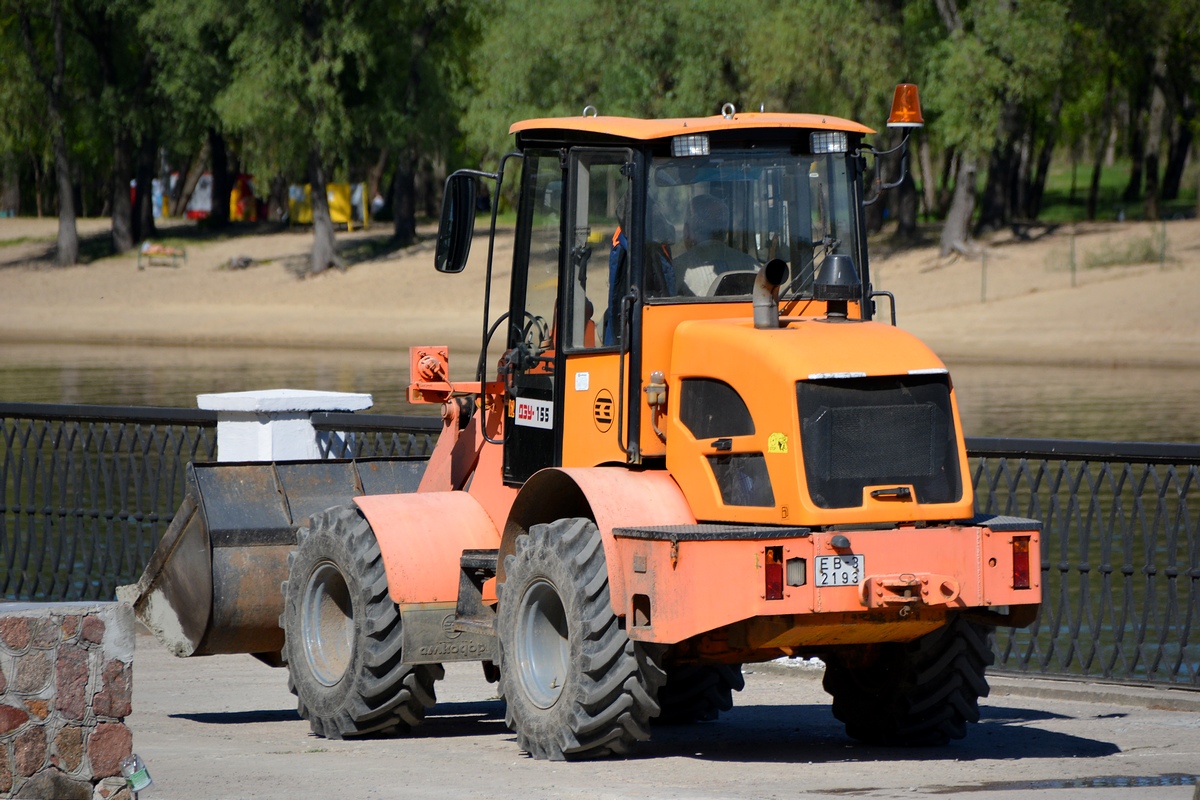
[[1143, 44, 1168, 221], [978, 101, 1021, 231], [111, 134, 134, 253], [268, 174, 289, 222], [172, 140, 210, 217], [1086, 139, 1105, 221], [1162, 96, 1193, 201], [208, 129, 230, 226], [1087, 69, 1115, 221], [918, 134, 937, 219], [938, 148, 956, 217], [0, 155, 18, 214], [1027, 104, 1061, 219], [894, 169, 918, 240], [939, 157, 976, 257], [422, 155, 445, 219], [133, 136, 157, 242], [1014, 129, 1032, 220], [1122, 91, 1146, 203], [18, 0, 78, 265], [309, 147, 339, 275], [52, 125, 79, 265], [392, 149, 417, 246], [32, 156, 43, 218]]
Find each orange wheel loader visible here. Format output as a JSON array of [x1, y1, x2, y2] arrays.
[[125, 86, 1041, 760]]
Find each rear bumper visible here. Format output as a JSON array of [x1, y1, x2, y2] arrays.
[[611, 515, 1041, 645]]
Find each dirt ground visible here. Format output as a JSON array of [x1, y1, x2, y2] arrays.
[[0, 214, 1197, 369]]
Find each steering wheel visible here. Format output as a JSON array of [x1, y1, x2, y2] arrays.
[[520, 311, 549, 348]]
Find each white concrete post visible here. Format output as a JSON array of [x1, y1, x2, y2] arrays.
[[197, 389, 373, 462]]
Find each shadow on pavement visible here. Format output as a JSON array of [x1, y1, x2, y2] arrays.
[[171, 709, 300, 725], [633, 702, 1119, 763]]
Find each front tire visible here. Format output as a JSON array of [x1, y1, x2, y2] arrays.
[[496, 517, 666, 760], [822, 616, 993, 746], [281, 505, 443, 739]]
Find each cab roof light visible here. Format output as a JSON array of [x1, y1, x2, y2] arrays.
[[672, 134, 710, 157], [887, 83, 924, 128], [811, 131, 847, 154]]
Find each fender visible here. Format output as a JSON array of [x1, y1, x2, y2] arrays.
[[356, 492, 500, 605], [500, 467, 696, 617]]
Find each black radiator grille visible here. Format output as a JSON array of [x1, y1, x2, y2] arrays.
[[797, 375, 962, 509]]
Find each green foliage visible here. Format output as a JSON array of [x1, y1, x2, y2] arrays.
[[745, 0, 902, 123], [0, 0, 1195, 236], [921, 0, 1069, 156]]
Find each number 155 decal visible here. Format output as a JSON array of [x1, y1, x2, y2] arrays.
[[514, 397, 553, 430]]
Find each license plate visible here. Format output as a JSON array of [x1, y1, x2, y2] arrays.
[[816, 555, 864, 587]]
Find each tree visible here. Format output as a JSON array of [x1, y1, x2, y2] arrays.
[[370, 1, 477, 245], [140, 0, 239, 226], [77, 0, 158, 252], [11, 0, 79, 264], [214, 0, 399, 273], [911, 0, 1069, 253]]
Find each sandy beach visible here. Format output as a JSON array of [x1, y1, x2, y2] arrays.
[[0, 215, 1197, 369]]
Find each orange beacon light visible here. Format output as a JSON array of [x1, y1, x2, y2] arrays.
[[887, 83, 924, 128]]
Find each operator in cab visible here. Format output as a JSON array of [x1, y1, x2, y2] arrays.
[[672, 193, 760, 296]]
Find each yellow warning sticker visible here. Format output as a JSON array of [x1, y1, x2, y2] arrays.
[[768, 433, 789, 453]]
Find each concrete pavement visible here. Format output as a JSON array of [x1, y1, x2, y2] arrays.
[[126, 630, 1200, 799]]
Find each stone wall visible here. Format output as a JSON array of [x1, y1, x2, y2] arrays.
[[0, 603, 134, 800]]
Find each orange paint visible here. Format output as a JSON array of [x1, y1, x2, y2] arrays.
[[511, 113, 875, 139], [612, 524, 1040, 645], [662, 315, 973, 527], [355, 492, 501, 605], [498, 467, 696, 614]]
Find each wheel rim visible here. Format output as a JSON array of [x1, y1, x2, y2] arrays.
[[302, 561, 354, 686], [517, 579, 569, 709]]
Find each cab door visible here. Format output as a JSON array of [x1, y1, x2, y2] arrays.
[[557, 148, 638, 468], [503, 150, 564, 484]]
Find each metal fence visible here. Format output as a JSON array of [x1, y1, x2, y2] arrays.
[[2, 403, 1197, 688], [972, 437, 1199, 687], [0, 403, 218, 603], [312, 411, 440, 459]]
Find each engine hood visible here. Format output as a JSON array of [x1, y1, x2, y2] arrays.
[[670, 316, 948, 380], [663, 314, 974, 527]]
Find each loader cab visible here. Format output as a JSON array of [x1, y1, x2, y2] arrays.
[[440, 111, 973, 524], [496, 114, 877, 485]]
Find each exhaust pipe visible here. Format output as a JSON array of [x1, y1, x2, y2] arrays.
[[753, 258, 789, 329]]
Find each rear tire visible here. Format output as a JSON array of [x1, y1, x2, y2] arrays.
[[496, 517, 667, 760], [655, 664, 744, 723], [822, 616, 993, 746], [281, 505, 443, 739]]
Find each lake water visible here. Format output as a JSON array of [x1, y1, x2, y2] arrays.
[[1, 343, 1197, 443]]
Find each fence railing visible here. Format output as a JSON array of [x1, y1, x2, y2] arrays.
[[2, 403, 1196, 688], [0, 403, 218, 603], [312, 411, 440, 459], [970, 437, 1199, 687]]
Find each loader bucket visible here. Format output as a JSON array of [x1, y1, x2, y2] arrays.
[[122, 458, 426, 660]]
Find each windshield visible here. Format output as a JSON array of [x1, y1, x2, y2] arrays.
[[644, 150, 857, 301]]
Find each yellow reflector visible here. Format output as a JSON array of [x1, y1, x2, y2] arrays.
[[887, 83, 924, 128]]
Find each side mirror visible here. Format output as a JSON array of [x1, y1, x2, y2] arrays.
[[435, 173, 477, 273]]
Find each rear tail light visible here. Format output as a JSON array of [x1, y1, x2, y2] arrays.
[[1012, 536, 1031, 589], [765, 546, 784, 600]]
